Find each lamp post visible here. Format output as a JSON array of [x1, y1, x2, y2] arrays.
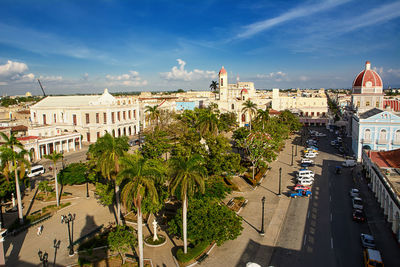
[[291, 145, 294, 166], [278, 167, 282, 196], [295, 144, 298, 156], [260, 196, 266, 236], [61, 213, 76, 256], [53, 239, 61, 267], [86, 178, 89, 199], [38, 250, 48, 267]]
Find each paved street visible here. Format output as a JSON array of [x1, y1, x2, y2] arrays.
[[270, 127, 400, 267]]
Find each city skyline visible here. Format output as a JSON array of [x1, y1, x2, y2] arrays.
[[0, 0, 400, 95]]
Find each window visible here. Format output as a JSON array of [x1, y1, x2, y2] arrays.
[[241, 113, 246, 122], [364, 129, 371, 141], [87, 132, 90, 142], [43, 114, 46, 125], [73, 114, 77, 125], [232, 104, 235, 110], [112, 112, 115, 123], [133, 110, 136, 119], [221, 78, 223, 87], [376, 101, 379, 108], [117, 111, 120, 121], [379, 129, 387, 142], [97, 132, 100, 139], [322, 112, 326, 117], [305, 112, 309, 117], [53, 114, 56, 123], [317, 112, 320, 117], [395, 130, 400, 143], [123, 111, 126, 120], [86, 113, 90, 124], [366, 101, 370, 107], [128, 110, 131, 119], [311, 112, 314, 117], [357, 101, 360, 107], [96, 113, 99, 123]]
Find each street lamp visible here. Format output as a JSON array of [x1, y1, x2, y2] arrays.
[[291, 145, 294, 166], [86, 178, 89, 199], [260, 196, 266, 236], [53, 239, 61, 266], [278, 167, 282, 196], [38, 250, 48, 267], [61, 213, 76, 256], [295, 144, 298, 156]]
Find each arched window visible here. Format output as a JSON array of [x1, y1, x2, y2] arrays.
[[364, 129, 371, 141], [395, 130, 400, 143], [231, 104, 235, 110], [220, 78, 223, 87], [241, 114, 246, 122], [379, 129, 387, 142]]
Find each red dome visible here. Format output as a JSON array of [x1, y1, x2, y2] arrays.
[[241, 88, 248, 94], [219, 66, 227, 75], [352, 61, 382, 87]]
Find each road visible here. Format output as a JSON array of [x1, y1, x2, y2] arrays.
[[270, 127, 398, 267]]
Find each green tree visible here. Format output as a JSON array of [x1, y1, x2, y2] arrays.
[[169, 199, 242, 245], [0, 132, 28, 223], [209, 80, 218, 92], [108, 225, 137, 264], [197, 109, 219, 137], [118, 153, 162, 267], [58, 162, 88, 185], [44, 151, 63, 206], [241, 100, 257, 130], [88, 133, 129, 225], [141, 131, 170, 160], [256, 107, 270, 130], [169, 154, 206, 254], [145, 105, 160, 128], [219, 112, 238, 132], [38, 180, 52, 196]]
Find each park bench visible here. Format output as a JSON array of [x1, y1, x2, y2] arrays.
[[197, 253, 208, 263]]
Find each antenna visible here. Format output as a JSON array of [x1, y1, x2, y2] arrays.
[[37, 79, 46, 96]]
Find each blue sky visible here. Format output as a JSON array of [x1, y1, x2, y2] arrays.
[[0, 0, 399, 95]]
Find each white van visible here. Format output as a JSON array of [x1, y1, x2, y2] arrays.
[[342, 159, 356, 167], [27, 165, 45, 178], [304, 152, 317, 158], [298, 170, 315, 178]]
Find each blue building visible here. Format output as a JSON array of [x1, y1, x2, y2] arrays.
[[175, 101, 197, 111], [352, 108, 400, 161]]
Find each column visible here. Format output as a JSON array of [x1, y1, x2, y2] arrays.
[[79, 135, 82, 149], [66, 139, 70, 152], [73, 138, 76, 151], [46, 143, 50, 156], [53, 142, 56, 153]]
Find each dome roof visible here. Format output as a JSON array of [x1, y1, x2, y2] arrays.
[[241, 88, 248, 94], [352, 61, 382, 88], [219, 66, 227, 75]]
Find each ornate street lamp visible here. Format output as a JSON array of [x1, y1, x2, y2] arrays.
[[260, 196, 266, 236], [38, 250, 48, 267], [278, 167, 282, 196], [61, 213, 76, 256]]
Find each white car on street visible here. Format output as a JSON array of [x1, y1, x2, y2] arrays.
[[316, 132, 327, 137], [301, 158, 314, 164], [304, 152, 317, 158], [349, 188, 360, 198]]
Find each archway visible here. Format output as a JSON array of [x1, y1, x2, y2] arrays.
[[123, 127, 126, 136], [118, 128, 121, 137], [134, 125, 137, 135], [112, 129, 115, 137], [362, 145, 372, 150], [129, 127, 131, 136]]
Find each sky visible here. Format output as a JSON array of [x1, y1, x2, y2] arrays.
[[0, 0, 399, 95]]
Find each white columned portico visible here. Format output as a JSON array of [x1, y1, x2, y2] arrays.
[[79, 136, 82, 149], [73, 138, 76, 151], [66, 139, 70, 152]]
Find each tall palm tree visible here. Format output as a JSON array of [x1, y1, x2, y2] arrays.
[[44, 151, 63, 207], [169, 154, 206, 254], [89, 133, 128, 224], [145, 105, 160, 128], [0, 132, 27, 223], [242, 100, 257, 131], [0, 146, 14, 183], [209, 80, 218, 92], [119, 154, 162, 267], [256, 107, 270, 130], [197, 109, 219, 137]]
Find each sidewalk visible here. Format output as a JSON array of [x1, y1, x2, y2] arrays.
[[204, 135, 302, 266]]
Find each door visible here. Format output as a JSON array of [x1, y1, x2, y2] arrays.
[[73, 114, 77, 126]]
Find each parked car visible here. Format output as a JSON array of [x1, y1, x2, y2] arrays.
[[331, 140, 338, 146], [349, 188, 360, 198], [304, 149, 318, 154], [27, 165, 45, 178], [304, 152, 317, 158], [316, 133, 327, 137], [337, 137, 343, 143], [294, 184, 311, 191], [290, 189, 312, 198], [353, 209, 365, 222], [343, 159, 356, 167], [301, 162, 314, 168], [361, 234, 376, 249], [352, 197, 364, 210], [301, 158, 314, 164], [297, 179, 313, 186], [297, 169, 314, 178], [363, 249, 384, 267]]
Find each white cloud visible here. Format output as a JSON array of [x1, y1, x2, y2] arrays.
[[0, 60, 29, 77], [82, 73, 89, 81], [256, 71, 288, 82], [105, 70, 147, 87], [160, 59, 217, 81], [299, 75, 310, 82], [236, 0, 350, 39], [387, 68, 400, 77], [39, 75, 63, 82]]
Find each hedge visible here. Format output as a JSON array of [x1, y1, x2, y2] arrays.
[[176, 241, 210, 263]]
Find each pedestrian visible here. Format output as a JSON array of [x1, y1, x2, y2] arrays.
[[37, 225, 43, 235]]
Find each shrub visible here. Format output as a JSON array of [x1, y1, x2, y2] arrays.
[[58, 163, 88, 185], [176, 241, 209, 263]]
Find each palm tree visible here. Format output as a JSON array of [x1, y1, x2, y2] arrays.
[[242, 100, 257, 131], [169, 154, 206, 254], [209, 80, 218, 92], [89, 133, 128, 224], [44, 151, 63, 206], [119, 154, 162, 267], [0, 147, 14, 183], [197, 109, 219, 137], [0, 132, 27, 223], [145, 105, 160, 129], [256, 107, 270, 130]]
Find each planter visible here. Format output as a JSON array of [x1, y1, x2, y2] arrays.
[[144, 234, 167, 247], [227, 197, 248, 213]]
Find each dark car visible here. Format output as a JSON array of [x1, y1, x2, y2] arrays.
[[301, 163, 314, 168], [353, 209, 365, 222]]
